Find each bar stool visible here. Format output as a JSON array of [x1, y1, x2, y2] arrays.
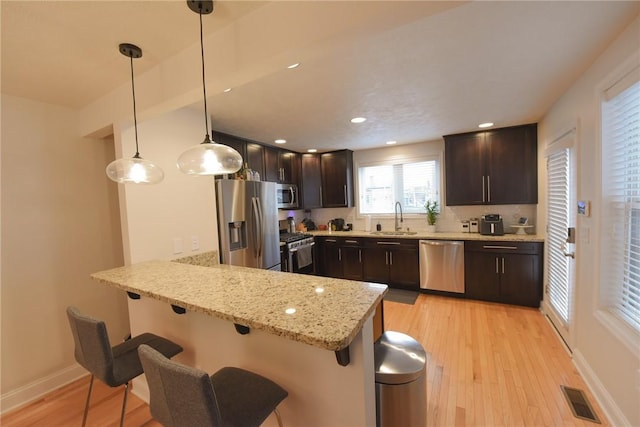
[[138, 344, 288, 427], [66, 306, 183, 427]]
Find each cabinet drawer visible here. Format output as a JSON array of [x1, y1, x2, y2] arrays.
[[342, 238, 363, 247], [317, 237, 363, 247], [465, 241, 542, 255], [363, 238, 418, 250]]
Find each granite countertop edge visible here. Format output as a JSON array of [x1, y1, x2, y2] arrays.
[[307, 230, 545, 242], [91, 261, 387, 352]]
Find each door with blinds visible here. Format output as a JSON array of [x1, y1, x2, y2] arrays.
[[545, 129, 577, 350]]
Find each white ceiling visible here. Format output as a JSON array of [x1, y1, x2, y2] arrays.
[[2, 1, 639, 153]]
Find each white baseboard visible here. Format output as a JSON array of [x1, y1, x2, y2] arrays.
[[573, 349, 631, 427], [0, 364, 87, 415], [130, 376, 150, 403]]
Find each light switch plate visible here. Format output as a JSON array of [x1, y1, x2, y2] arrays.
[[173, 238, 183, 254], [191, 236, 199, 251]]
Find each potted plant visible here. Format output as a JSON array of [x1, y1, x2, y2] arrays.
[[424, 200, 439, 232]]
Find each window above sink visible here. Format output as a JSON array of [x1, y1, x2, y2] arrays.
[[357, 156, 441, 217]]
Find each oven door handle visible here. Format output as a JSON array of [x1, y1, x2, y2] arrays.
[[288, 241, 315, 253]]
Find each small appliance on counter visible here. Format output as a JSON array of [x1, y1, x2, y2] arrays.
[[479, 214, 504, 236], [301, 217, 316, 231], [469, 218, 479, 233]]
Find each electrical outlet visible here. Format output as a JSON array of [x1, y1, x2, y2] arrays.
[[173, 238, 183, 254], [191, 236, 199, 251]]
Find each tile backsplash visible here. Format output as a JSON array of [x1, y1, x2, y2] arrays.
[[287, 204, 538, 234]]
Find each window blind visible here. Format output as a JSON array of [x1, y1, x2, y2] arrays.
[[602, 77, 640, 332], [547, 148, 571, 323]]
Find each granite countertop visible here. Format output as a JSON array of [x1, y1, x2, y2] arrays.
[[308, 230, 544, 242], [91, 260, 387, 352]]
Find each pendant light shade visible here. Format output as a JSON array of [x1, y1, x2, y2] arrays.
[[106, 155, 165, 184], [177, 134, 243, 175], [106, 43, 164, 184], [178, 0, 243, 176]]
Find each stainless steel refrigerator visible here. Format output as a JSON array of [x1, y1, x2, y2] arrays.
[[215, 179, 281, 271]]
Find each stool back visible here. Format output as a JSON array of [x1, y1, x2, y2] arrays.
[[66, 306, 115, 385], [139, 344, 222, 427]]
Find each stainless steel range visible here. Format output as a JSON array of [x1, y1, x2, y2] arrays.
[[280, 232, 315, 274]]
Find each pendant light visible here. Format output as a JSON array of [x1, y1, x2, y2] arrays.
[[177, 0, 243, 175], [106, 44, 164, 184]]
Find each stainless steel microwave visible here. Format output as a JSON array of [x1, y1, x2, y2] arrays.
[[276, 183, 299, 209]]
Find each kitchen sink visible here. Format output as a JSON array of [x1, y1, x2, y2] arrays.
[[370, 231, 418, 236]]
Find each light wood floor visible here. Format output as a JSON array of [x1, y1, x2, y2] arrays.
[[384, 294, 608, 427], [2, 294, 608, 426]]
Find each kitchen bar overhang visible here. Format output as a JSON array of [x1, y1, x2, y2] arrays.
[[91, 259, 386, 426], [91, 260, 387, 363]]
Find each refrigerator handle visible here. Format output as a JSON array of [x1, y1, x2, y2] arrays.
[[254, 197, 263, 258], [251, 197, 260, 258]]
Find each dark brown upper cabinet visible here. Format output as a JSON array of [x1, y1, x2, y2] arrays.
[[444, 123, 538, 206], [245, 142, 265, 180], [301, 153, 322, 209], [264, 146, 299, 184], [213, 130, 301, 186], [321, 150, 354, 208], [278, 150, 299, 184]]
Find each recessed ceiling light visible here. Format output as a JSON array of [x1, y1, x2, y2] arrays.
[[307, 149, 317, 153], [287, 63, 300, 69], [275, 139, 286, 144], [223, 88, 232, 93], [478, 122, 494, 128], [386, 140, 397, 145], [351, 117, 367, 124]]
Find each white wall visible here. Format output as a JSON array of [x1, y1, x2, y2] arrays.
[[0, 95, 129, 411], [115, 107, 219, 264], [537, 15, 640, 427]]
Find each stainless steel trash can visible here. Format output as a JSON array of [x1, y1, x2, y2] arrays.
[[374, 331, 427, 427]]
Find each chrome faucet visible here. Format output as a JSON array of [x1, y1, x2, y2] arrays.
[[394, 201, 403, 231]]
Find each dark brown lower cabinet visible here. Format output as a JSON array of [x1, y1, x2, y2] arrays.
[[341, 239, 364, 281], [362, 240, 420, 290], [464, 241, 543, 307], [316, 237, 363, 280], [315, 236, 419, 289], [319, 237, 342, 278]]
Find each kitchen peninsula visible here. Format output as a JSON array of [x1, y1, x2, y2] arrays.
[[91, 258, 387, 427]]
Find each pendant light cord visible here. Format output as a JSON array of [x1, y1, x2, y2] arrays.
[[129, 55, 141, 158], [198, 9, 210, 137]]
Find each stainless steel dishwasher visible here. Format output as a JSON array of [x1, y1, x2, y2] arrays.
[[419, 240, 465, 293]]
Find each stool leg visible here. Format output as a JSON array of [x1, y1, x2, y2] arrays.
[[119, 381, 130, 427], [81, 375, 94, 427], [274, 408, 284, 427]]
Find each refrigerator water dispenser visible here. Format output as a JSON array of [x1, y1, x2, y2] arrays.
[[228, 221, 247, 251]]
